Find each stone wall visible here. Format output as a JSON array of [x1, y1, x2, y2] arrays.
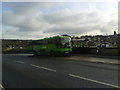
[[72, 47, 119, 56]]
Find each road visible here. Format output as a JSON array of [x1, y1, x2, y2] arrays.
[[2, 54, 119, 88]]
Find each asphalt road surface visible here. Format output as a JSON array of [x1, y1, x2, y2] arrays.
[[2, 54, 119, 88]]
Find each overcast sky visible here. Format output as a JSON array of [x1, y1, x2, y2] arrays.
[[1, 0, 118, 39]]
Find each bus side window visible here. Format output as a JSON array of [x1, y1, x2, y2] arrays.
[[49, 39, 52, 44], [52, 39, 55, 43], [51, 39, 54, 44], [56, 38, 61, 48], [43, 40, 46, 45], [45, 40, 47, 44], [48, 39, 50, 44], [37, 40, 42, 45], [45, 40, 48, 44], [55, 38, 60, 43]]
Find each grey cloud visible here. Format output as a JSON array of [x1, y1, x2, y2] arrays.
[[4, 27, 43, 39], [2, 11, 25, 26], [3, 2, 64, 15], [42, 10, 117, 35], [42, 11, 102, 25], [3, 2, 46, 15], [43, 24, 102, 35], [3, 11, 50, 32], [2, 2, 117, 39]]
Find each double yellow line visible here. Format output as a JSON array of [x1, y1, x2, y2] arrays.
[[0, 84, 5, 90]]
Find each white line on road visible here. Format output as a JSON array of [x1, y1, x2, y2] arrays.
[[0, 84, 5, 90], [30, 64, 56, 72], [14, 61, 25, 64], [69, 74, 120, 88], [0, 84, 3, 89]]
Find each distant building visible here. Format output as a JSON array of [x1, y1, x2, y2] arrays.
[[2, 39, 30, 49], [71, 32, 119, 48], [71, 38, 90, 47]]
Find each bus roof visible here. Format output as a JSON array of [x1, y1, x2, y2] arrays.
[[32, 35, 70, 41]]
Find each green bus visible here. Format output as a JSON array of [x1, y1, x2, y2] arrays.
[[27, 35, 72, 56]]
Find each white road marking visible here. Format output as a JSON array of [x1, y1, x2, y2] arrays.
[[68, 60, 105, 63], [90, 60, 105, 62], [0, 84, 3, 89], [69, 74, 120, 88], [14, 61, 25, 64], [0, 84, 5, 90], [30, 64, 56, 72]]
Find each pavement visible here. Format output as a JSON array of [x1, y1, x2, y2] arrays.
[[64, 54, 120, 65], [2, 53, 120, 65]]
